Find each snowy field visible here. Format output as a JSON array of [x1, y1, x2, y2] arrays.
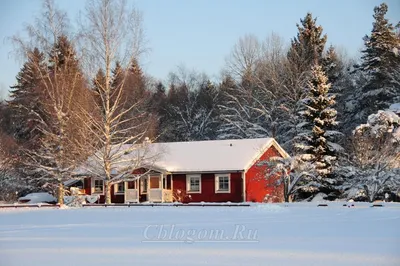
[[1, 203, 400, 266]]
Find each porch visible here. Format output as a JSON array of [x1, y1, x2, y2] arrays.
[[125, 174, 173, 203]]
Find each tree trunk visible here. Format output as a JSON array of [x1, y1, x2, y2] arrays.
[[284, 177, 290, 203], [105, 181, 112, 204], [284, 192, 289, 203], [57, 182, 64, 205]]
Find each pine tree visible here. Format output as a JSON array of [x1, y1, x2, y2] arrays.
[[321, 46, 344, 90], [149, 82, 168, 140], [196, 80, 220, 140], [296, 64, 342, 180], [161, 70, 220, 142], [150, 82, 167, 114], [110, 61, 124, 107], [287, 13, 327, 72], [320, 45, 354, 135], [92, 69, 107, 111], [49, 35, 79, 72], [8, 48, 47, 145], [282, 12, 329, 154], [128, 58, 147, 100], [357, 3, 400, 119]]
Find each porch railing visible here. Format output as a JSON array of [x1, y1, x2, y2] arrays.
[[124, 188, 172, 203], [125, 189, 139, 203], [163, 189, 173, 203], [148, 189, 162, 202]]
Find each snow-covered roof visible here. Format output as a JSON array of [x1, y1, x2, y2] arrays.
[[144, 138, 285, 173], [76, 138, 288, 175]]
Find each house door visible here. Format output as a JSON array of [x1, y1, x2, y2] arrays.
[[139, 176, 148, 202]]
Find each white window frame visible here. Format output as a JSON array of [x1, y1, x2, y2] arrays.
[[114, 182, 125, 195], [92, 178, 104, 195], [186, 174, 201, 194], [149, 175, 162, 189], [215, 174, 231, 193]]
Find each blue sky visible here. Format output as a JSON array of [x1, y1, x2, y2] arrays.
[[0, 0, 399, 99]]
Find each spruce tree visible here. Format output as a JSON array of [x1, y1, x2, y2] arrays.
[[217, 75, 242, 139], [296, 64, 341, 179], [321, 46, 344, 89], [8, 48, 47, 145], [287, 13, 327, 72], [92, 69, 107, 111], [128, 58, 147, 100], [110, 61, 124, 106], [283, 12, 329, 154], [358, 3, 400, 118], [196, 80, 220, 140], [149, 82, 168, 140]]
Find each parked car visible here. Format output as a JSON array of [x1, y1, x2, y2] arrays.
[[18, 192, 56, 204]]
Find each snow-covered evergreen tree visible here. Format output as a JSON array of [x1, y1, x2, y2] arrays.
[[321, 46, 345, 93], [321, 46, 354, 134], [356, 3, 400, 121], [287, 12, 327, 73], [162, 69, 220, 142], [295, 64, 342, 195], [8, 48, 47, 146], [282, 12, 329, 153]]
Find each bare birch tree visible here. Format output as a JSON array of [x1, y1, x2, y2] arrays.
[[220, 32, 317, 153], [219, 33, 307, 149], [224, 34, 261, 82], [78, 0, 156, 204]]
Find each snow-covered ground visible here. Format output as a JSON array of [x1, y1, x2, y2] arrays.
[[1, 203, 399, 266]]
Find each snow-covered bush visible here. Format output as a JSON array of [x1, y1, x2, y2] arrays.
[[173, 189, 192, 203], [342, 108, 400, 202], [266, 156, 316, 202], [64, 195, 87, 207]]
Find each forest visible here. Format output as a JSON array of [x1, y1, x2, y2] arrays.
[[0, 0, 399, 204]]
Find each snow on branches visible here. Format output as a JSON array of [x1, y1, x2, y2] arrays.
[[343, 108, 400, 202], [295, 64, 342, 178], [265, 156, 316, 202]]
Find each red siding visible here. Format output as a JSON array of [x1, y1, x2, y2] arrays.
[[172, 173, 243, 203], [245, 145, 284, 203], [80, 144, 286, 204], [82, 177, 124, 203], [84, 178, 91, 195]]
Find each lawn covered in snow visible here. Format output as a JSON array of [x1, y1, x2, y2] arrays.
[[0, 203, 399, 266]]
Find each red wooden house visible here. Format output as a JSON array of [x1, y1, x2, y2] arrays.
[[71, 138, 289, 203]]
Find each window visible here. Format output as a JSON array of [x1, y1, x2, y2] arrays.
[[127, 181, 137, 189], [187, 175, 201, 193], [94, 179, 104, 194], [115, 182, 125, 194], [215, 175, 230, 193], [150, 176, 160, 189]]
